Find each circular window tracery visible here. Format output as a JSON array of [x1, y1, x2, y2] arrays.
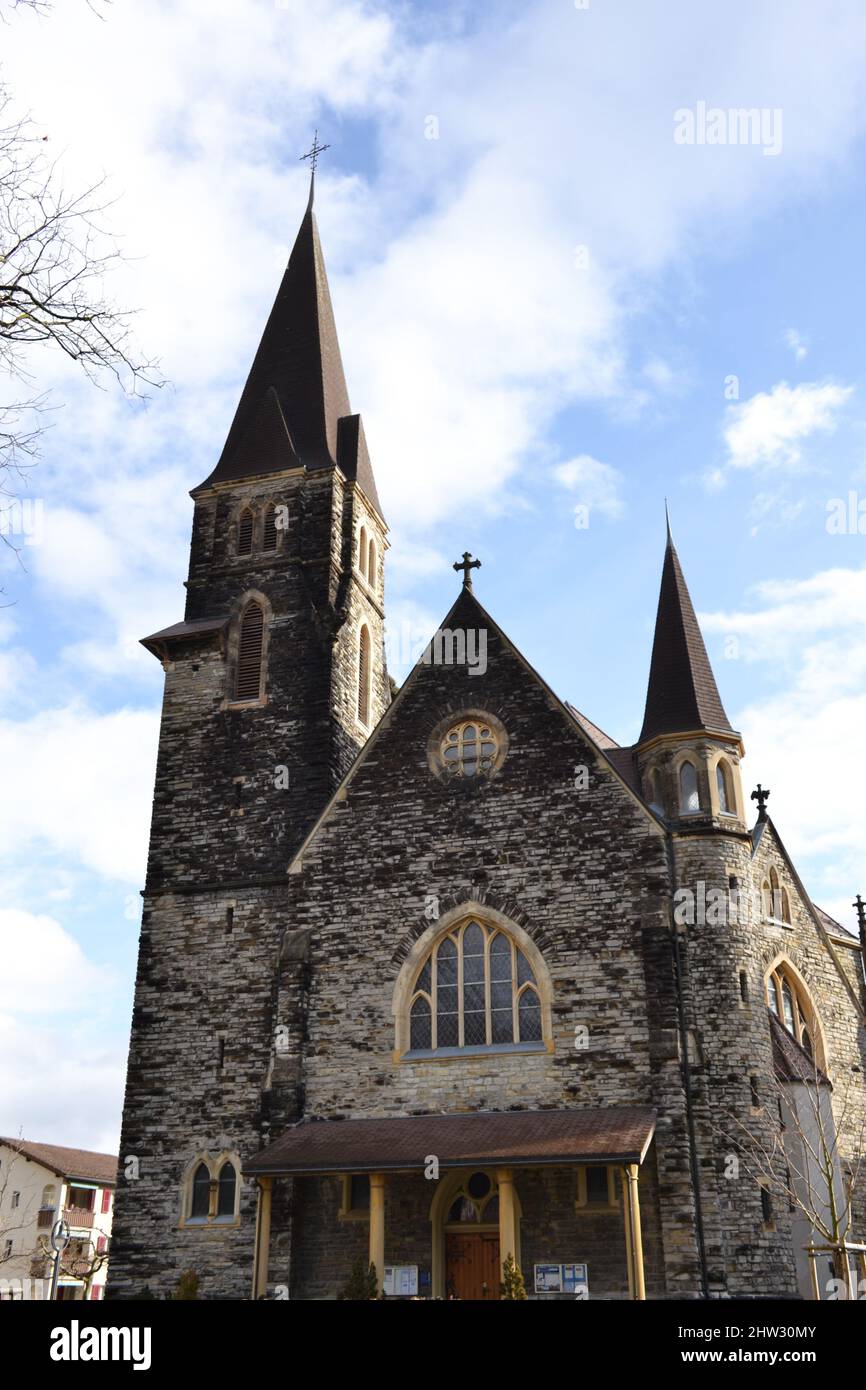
[[441, 720, 498, 779]]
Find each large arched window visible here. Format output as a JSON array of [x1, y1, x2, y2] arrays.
[[357, 624, 371, 726], [408, 918, 543, 1053], [237, 508, 254, 556], [716, 760, 734, 815], [235, 601, 265, 702], [679, 760, 700, 814], [766, 962, 823, 1065]]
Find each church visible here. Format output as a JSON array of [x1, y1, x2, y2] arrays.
[[108, 174, 866, 1302]]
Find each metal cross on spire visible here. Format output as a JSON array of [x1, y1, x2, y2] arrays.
[[453, 552, 481, 590], [300, 129, 330, 174], [751, 783, 771, 820]]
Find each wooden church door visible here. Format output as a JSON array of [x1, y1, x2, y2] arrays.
[[445, 1232, 500, 1300]]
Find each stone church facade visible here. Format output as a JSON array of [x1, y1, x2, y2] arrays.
[[108, 181, 866, 1302]]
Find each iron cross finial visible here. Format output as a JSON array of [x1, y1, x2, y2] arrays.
[[453, 552, 481, 590], [300, 129, 330, 174], [751, 783, 771, 820], [854, 895, 866, 934]]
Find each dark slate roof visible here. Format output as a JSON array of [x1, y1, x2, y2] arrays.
[[769, 1014, 830, 1086], [140, 615, 229, 658], [1, 1137, 118, 1185], [244, 1106, 657, 1176], [566, 703, 619, 750], [639, 537, 735, 743], [196, 180, 383, 517]]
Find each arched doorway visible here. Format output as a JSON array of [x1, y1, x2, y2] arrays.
[[429, 1169, 522, 1300]]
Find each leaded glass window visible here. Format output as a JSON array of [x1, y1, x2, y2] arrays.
[[766, 965, 821, 1062], [440, 721, 498, 779], [679, 760, 699, 813], [407, 920, 543, 1051]]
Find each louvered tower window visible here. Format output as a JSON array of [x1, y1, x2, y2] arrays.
[[237, 509, 254, 556], [235, 602, 265, 701], [263, 504, 278, 552], [357, 624, 371, 725]]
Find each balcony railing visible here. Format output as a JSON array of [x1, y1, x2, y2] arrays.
[[63, 1206, 94, 1229]]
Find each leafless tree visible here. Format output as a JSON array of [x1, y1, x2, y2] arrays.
[[0, 0, 157, 514], [721, 1057, 866, 1298]]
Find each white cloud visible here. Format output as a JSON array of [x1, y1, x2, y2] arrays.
[[700, 563, 866, 922], [0, 705, 160, 883], [553, 454, 625, 519], [785, 328, 809, 361], [0, 909, 109, 1014], [722, 381, 853, 474], [0, 1011, 125, 1154]]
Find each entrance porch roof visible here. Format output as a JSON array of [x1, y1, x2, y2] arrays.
[[243, 1106, 656, 1177]]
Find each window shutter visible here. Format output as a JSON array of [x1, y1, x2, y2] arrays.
[[357, 626, 370, 724], [235, 603, 265, 701], [237, 509, 254, 555], [101, 1189, 111, 1214], [263, 505, 278, 552]]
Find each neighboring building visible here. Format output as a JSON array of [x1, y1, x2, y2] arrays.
[[0, 1139, 117, 1299], [108, 176, 866, 1301]]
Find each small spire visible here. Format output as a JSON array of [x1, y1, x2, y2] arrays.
[[638, 533, 735, 744], [453, 552, 481, 591], [665, 498, 673, 546]]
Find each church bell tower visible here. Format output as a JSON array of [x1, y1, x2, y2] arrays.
[[109, 174, 388, 1298]]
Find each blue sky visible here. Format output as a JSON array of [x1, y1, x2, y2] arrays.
[[2, 0, 866, 1151]]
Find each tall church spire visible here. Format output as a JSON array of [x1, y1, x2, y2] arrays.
[[638, 527, 734, 744], [197, 181, 382, 515]]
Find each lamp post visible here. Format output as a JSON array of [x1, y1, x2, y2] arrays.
[[49, 1218, 70, 1302]]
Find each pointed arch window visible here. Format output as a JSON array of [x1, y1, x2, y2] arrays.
[[716, 760, 734, 815], [407, 918, 544, 1054], [766, 963, 823, 1064], [764, 867, 792, 923], [357, 624, 371, 726], [190, 1163, 211, 1219], [367, 537, 377, 590], [645, 767, 663, 814], [679, 760, 700, 814], [235, 601, 265, 702], [237, 508, 254, 556], [216, 1161, 237, 1218], [262, 504, 278, 552], [358, 525, 368, 580]]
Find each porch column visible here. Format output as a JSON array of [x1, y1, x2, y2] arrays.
[[369, 1173, 386, 1294], [496, 1168, 518, 1265], [620, 1168, 634, 1299], [252, 1176, 273, 1299], [625, 1164, 646, 1300]]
